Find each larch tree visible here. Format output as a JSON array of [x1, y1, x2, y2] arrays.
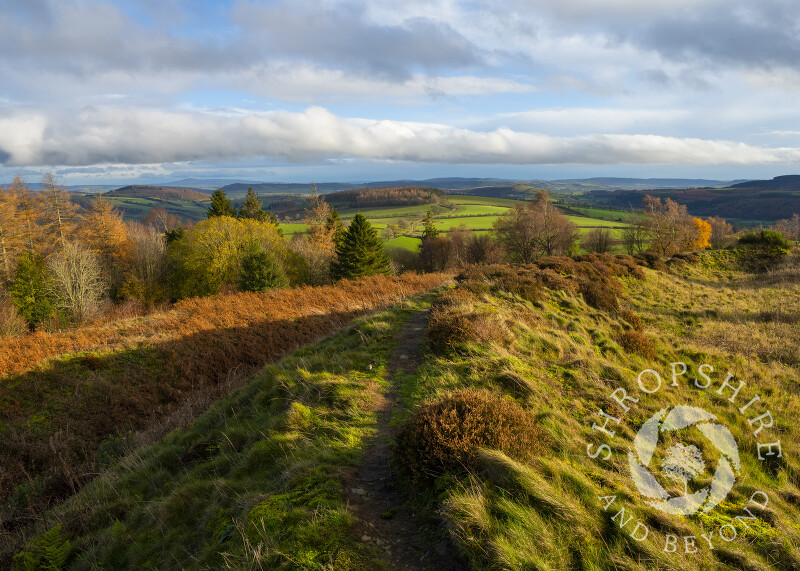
[[40, 172, 78, 253], [0, 185, 22, 282], [331, 213, 390, 279], [9, 176, 43, 253]]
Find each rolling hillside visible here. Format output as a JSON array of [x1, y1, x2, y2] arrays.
[[9, 249, 800, 569], [104, 185, 210, 201]]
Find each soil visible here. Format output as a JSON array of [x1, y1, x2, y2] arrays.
[[341, 309, 465, 570]]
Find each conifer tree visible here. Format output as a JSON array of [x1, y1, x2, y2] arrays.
[[10, 252, 53, 330], [237, 187, 268, 222], [207, 189, 236, 218], [239, 249, 288, 291], [421, 208, 438, 240], [331, 213, 390, 279]]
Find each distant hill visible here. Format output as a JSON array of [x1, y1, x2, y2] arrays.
[[584, 185, 800, 224], [554, 177, 744, 189], [104, 185, 209, 202], [730, 175, 800, 190]]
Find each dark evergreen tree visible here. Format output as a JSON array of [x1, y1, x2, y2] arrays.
[[331, 213, 390, 279], [239, 250, 288, 292], [207, 189, 236, 218], [421, 209, 438, 240], [326, 209, 346, 247], [165, 227, 186, 244], [10, 251, 53, 330], [237, 187, 268, 222]]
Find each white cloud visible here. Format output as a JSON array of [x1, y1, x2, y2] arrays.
[[1, 106, 798, 168]]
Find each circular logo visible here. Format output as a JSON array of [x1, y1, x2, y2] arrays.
[[628, 405, 741, 516]]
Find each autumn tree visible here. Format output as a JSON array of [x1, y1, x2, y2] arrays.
[[688, 217, 712, 250], [775, 213, 800, 242], [170, 217, 287, 298], [122, 223, 169, 307], [331, 213, 390, 279], [40, 172, 78, 253], [9, 176, 44, 253], [143, 207, 182, 234], [706, 216, 735, 249], [292, 197, 339, 285], [0, 184, 22, 282], [207, 189, 236, 218]]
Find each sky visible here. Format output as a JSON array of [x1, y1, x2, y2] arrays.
[[1, 0, 800, 185]]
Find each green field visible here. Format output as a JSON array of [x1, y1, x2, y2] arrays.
[[569, 206, 645, 223], [100, 196, 210, 222], [384, 235, 422, 250]]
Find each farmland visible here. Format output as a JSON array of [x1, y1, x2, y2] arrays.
[[281, 194, 634, 249]]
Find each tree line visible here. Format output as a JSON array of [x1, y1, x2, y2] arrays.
[[0, 180, 393, 335], [0, 179, 794, 337]]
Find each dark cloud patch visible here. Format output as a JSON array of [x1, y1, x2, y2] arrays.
[[233, 2, 480, 80], [635, 3, 800, 70], [0, 148, 10, 164]]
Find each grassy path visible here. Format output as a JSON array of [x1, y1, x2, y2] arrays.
[[341, 309, 463, 570]]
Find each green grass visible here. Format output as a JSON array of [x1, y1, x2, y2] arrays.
[[570, 206, 646, 223], [391, 257, 800, 570], [21, 293, 443, 570], [384, 236, 421, 251], [101, 196, 209, 222]]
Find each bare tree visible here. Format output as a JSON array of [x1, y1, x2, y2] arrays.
[[48, 241, 108, 322], [494, 190, 578, 263], [775, 213, 800, 242], [124, 223, 169, 306], [582, 228, 614, 254], [621, 221, 648, 255]]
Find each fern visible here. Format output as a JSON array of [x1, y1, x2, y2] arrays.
[[11, 523, 71, 571]]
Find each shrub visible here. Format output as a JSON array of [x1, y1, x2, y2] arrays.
[[396, 389, 543, 482], [619, 330, 656, 360], [0, 296, 26, 337], [427, 310, 507, 353], [738, 229, 792, 250], [579, 279, 619, 312], [618, 309, 644, 332]]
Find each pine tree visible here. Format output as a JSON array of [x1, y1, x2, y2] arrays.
[[237, 187, 268, 222], [421, 208, 438, 240], [331, 213, 391, 279], [10, 251, 53, 330], [207, 189, 236, 218]]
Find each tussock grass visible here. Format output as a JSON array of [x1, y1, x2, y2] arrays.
[[396, 254, 800, 570]]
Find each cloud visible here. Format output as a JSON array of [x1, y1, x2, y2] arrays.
[[1, 106, 798, 168]]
